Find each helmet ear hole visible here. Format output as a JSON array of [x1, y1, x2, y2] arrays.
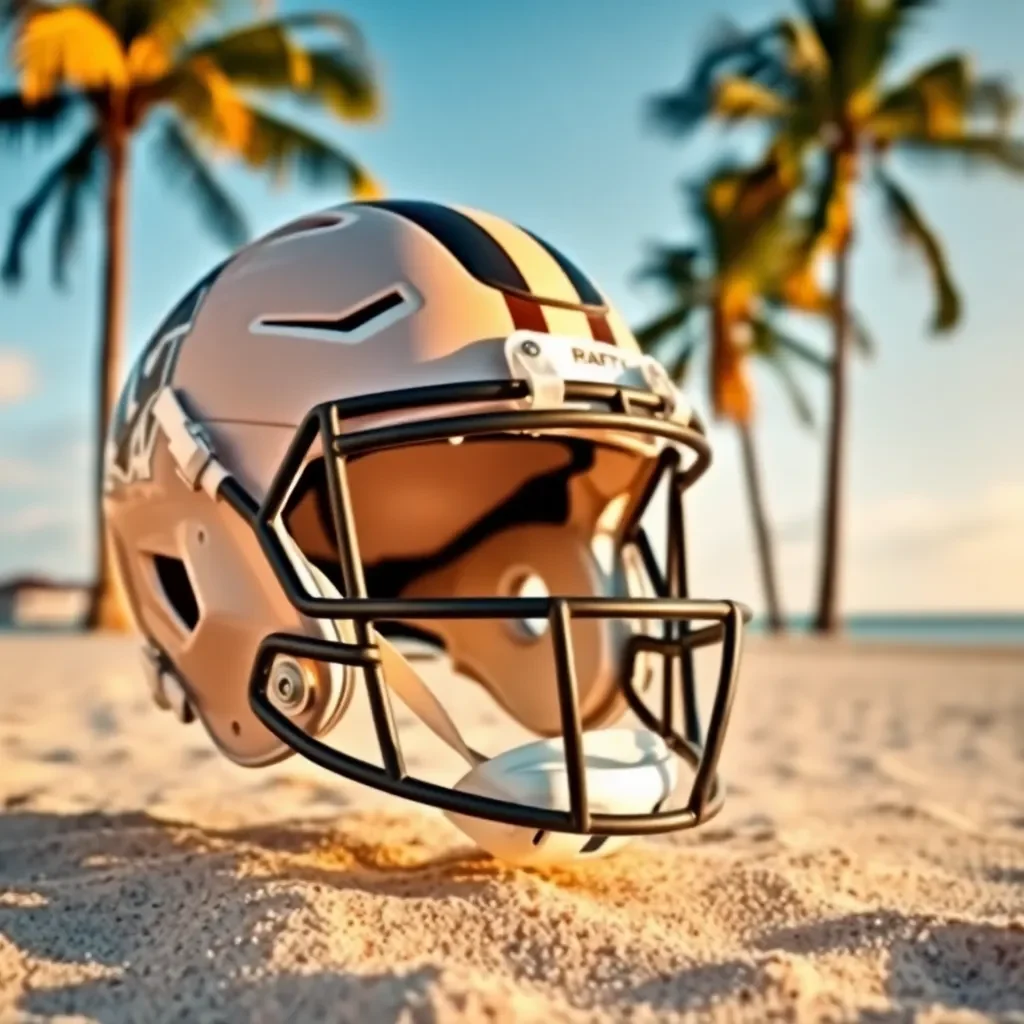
[[150, 554, 200, 632], [500, 568, 550, 640]]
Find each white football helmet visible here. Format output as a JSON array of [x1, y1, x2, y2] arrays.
[[103, 200, 748, 864]]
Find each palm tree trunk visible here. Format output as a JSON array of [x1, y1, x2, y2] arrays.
[[814, 157, 854, 634], [736, 422, 785, 634], [84, 122, 130, 630]]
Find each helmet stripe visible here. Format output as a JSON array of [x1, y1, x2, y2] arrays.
[[452, 209, 617, 342], [456, 206, 580, 307], [362, 199, 532, 294], [518, 228, 605, 308], [358, 199, 618, 343], [504, 292, 548, 332], [586, 311, 615, 344]]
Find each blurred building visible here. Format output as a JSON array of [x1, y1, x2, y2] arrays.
[[0, 576, 89, 628]]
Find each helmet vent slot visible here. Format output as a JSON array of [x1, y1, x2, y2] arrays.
[[152, 555, 199, 632], [257, 288, 406, 337], [259, 213, 351, 245]]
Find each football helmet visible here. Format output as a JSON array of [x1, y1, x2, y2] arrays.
[[103, 200, 748, 864]]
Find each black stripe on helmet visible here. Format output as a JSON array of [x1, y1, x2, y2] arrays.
[[519, 227, 605, 307], [364, 199, 531, 295], [362, 200, 608, 314]]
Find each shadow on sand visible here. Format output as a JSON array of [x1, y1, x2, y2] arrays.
[[0, 810, 1020, 1021]]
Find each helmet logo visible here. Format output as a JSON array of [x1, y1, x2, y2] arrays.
[[105, 267, 221, 492], [105, 328, 186, 492], [571, 346, 627, 371]]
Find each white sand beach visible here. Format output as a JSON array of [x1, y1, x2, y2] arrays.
[[0, 634, 1022, 1022]]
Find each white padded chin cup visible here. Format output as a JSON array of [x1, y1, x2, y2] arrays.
[[444, 729, 678, 866]]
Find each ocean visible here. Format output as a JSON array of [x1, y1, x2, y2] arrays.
[[3, 614, 1024, 647], [748, 613, 1024, 647]]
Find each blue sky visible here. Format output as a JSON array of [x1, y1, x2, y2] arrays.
[[0, 0, 1022, 614]]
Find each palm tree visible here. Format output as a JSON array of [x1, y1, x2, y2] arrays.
[[636, 160, 856, 632], [1, 0, 381, 628], [648, 0, 1024, 631]]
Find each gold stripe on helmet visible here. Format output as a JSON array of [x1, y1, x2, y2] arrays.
[[455, 205, 593, 337]]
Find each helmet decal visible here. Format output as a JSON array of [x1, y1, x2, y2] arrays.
[[105, 261, 224, 491]]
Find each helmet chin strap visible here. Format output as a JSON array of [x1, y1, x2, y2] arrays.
[[376, 636, 484, 769], [303, 558, 483, 769]]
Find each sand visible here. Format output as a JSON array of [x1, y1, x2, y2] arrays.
[[0, 633, 1022, 1023]]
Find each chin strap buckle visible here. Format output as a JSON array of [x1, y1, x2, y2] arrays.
[[505, 334, 566, 409], [153, 388, 228, 499], [140, 643, 195, 724]]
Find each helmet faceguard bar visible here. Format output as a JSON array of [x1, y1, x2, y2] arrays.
[[215, 379, 749, 837]]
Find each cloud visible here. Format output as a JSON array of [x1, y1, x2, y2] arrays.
[[0, 507, 91, 581], [0, 425, 93, 579], [0, 456, 46, 489], [850, 485, 1024, 560], [776, 483, 1024, 613], [0, 504, 74, 535], [0, 349, 37, 404], [0, 426, 89, 492], [677, 473, 1024, 616]]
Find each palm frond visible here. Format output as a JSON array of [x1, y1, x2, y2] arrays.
[[897, 133, 1024, 174], [645, 315, 702, 386], [848, 309, 875, 358], [806, 148, 838, 240], [844, 0, 938, 99], [155, 51, 378, 194], [301, 49, 377, 120], [182, 13, 377, 119], [874, 165, 960, 333], [92, 0, 221, 48], [800, 147, 853, 266], [233, 102, 378, 196], [700, 156, 797, 281], [2, 126, 101, 284], [870, 53, 1015, 142], [151, 117, 248, 249], [51, 126, 102, 286], [970, 76, 1018, 129], [767, 350, 816, 427], [185, 11, 367, 63], [0, 90, 79, 147], [758, 320, 830, 373], [775, 17, 828, 77], [663, 328, 700, 385], [749, 315, 817, 427], [794, 0, 838, 70], [14, 5, 128, 102], [634, 303, 695, 352], [635, 243, 703, 290], [156, 55, 254, 150], [711, 75, 790, 122], [647, 17, 788, 137]]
